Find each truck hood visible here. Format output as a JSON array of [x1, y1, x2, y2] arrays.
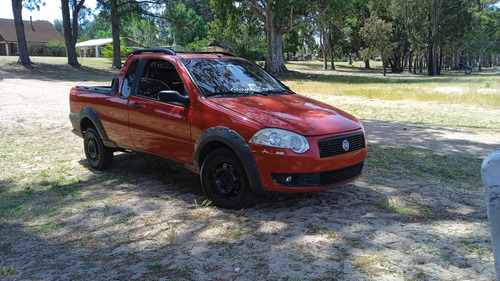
[[210, 94, 362, 136]]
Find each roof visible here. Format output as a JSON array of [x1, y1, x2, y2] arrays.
[[0, 18, 64, 43], [76, 38, 144, 48], [76, 38, 113, 47]]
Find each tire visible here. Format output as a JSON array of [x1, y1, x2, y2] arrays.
[[83, 127, 113, 170], [200, 148, 255, 209]]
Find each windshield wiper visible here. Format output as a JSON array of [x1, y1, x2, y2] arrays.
[[262, 89, 295, 95], [247, 91, 268, 96], [206, 91, 269, 97], [204, 91, 225, 97]]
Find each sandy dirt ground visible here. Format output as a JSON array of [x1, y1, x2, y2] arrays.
[[1, 70, 499, 281]]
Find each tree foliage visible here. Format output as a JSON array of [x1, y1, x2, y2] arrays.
[[359, 16, 395, 75], [71, 0, 500, 75], [163, 3, 208, 46], [211, 0, 333, 75], [389, 0, 477, 75], [96, 0, 165, 68], [208, 2, 265, 61], [284, 29, 300, 61]]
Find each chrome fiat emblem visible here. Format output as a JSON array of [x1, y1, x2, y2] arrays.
[[342, 139, 350, 151]]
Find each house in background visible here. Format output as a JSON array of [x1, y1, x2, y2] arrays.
[[76, 38, 143, 57], [0, 18, 64, 56], [203, 41, 228, 52]]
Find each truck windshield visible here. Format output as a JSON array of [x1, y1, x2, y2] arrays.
[[180, 58, 292, 97]]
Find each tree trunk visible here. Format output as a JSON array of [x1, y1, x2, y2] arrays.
[[249, 1, 326, 76], [320, 27, 327, 70], [61, 0, 81, 67], [427, 40, 436, 76], [408, 50, 413, 73], [364, 59, 370, 69], [70, 0, 83, 63], [110, 0, 122, 69], [437, 45, 442, 75], [479, 50, 483, 72], [265, 21, 287, 75], [413, 56, 416, 74], [453, 49, 460, 70], [330, 52, 335, 70], [389, 56, 404, 73], [328, 34, 335, 70], [11, 0, 32, 67], [427, 1, 442, 76]]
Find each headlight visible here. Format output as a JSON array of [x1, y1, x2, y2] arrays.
[[360, 122, 366, 135], [249, 128, 310, 153]]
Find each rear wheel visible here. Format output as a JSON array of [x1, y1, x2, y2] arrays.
[[200, 148, 255, 209], [83, 128, 113, 170]]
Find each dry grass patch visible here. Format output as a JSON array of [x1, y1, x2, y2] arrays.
[[373, 196, 433, 219], [351, 252, 391, 276]]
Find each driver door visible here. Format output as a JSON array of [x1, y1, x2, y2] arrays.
[[127, 58, 192, 163]]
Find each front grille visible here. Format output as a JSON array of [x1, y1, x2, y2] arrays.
[[320, 162, 364, 186], [318, 132, 365, 158]]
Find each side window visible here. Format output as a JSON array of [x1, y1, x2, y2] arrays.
[[137, 59, 186, 99], [121, 59, 140, 98]]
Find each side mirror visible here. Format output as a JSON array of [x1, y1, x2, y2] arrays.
[[158, 90, 190, 107]]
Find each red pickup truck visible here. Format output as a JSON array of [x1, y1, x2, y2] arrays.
[[69, 48, 367, 209]]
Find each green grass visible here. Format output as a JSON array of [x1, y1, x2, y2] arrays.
[[0, 266, 18, 276], [284, 62, 500, 104], [282, 61, 500, 130]]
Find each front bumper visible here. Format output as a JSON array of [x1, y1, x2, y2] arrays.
[[250, 131, 367, 193]]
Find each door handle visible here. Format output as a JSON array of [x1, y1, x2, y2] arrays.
[[130, 102, 142, 109]]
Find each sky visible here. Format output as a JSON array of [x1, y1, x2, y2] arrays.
[[0, 0, 97, 24]]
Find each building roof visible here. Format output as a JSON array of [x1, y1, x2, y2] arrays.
[[76, 38, 144, 48], [0, 18, 64, 43], [75, 38, 113, 47]]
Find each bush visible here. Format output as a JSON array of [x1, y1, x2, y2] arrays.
[[28, 43, 44, 55], [186, 37, 211, 52], [101, 39, 132, 59], [47, 40, 66, 56]]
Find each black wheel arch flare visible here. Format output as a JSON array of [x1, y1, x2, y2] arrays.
[[194, 127, 264, 195], [70, 107, 118, 148]]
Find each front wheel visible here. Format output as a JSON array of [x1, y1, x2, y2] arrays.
[[83, 128, 113, 170], [200, 148, 255, 209]]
